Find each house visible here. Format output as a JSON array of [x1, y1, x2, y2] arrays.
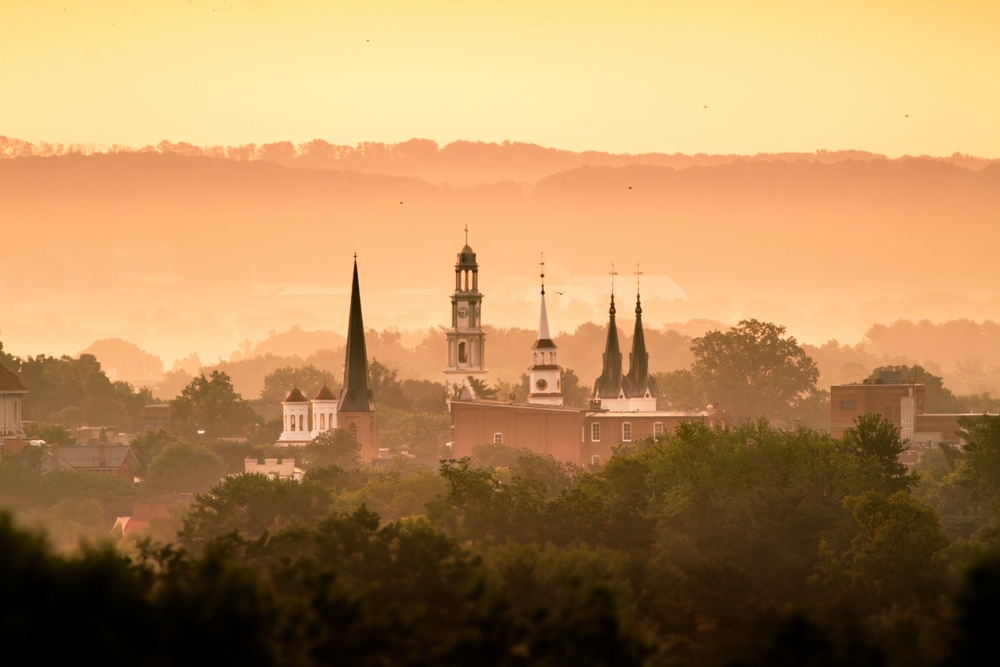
[[43, 442, 141, 479]]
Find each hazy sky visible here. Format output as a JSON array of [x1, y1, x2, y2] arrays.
[[3, 0, 998, 156]]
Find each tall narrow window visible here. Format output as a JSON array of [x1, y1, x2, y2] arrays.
[[348, 422, 358, 439], [290, 416, 296, 431], [494, 433, 503, 444], [622, 422, 632, 442], [320, 413, 326, 430], [654, 422, 663, 438], [299, 414, 305, 432], [591, 422, 601, 442], [459, 342, 467, 363]]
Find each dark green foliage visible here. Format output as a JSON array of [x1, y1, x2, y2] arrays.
[[180, 474, 331, 545], [259, 364, 337, 402], [691, 319, 824, 422], [868, 365, 960, 413], [467, 374, 498, 399], [11, 353, 151, 430], [401, 378, 449, 413], [377, 407, 450, 457], [301, 427, 362, 468], [167, 370, 259, 439], [955, 414, 1000, 505], [560, 367, 592, 407], [23, 422, 75, 445], [369, 358, 410, 409], [146, 441, 228, 494], [842, 414, 918, 494]]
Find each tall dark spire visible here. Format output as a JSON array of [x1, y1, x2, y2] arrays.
[[338, 259, 374, 412], [623, 279, 659, 400], [593, 294, 623, 398]]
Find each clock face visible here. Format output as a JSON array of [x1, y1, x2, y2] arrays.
[[536, 379, 548, 391], [457, 306, 469, 318]]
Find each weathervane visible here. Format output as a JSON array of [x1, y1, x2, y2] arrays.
[[540, 252, 546, 296]]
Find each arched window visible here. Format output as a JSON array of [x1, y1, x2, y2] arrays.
[[329, 413, 334, 429], [458, 342, 467, 364], [493, 433, 503, 444], [622, 422, 632, 442], [320, 413, 326, 430], [348, 422, 358, 439], [290, 416, 296, 431], [591, 422, 601, 442], [299, 414, 305, 432]]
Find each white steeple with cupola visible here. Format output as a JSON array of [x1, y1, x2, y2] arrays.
[[527, 254, 563, 406], [444, 226, 487, 391]]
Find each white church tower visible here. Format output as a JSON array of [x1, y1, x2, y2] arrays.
[[277, 387, 312, 446], [310, 385, 338, 438], [444, 227, 487, 391], [0, 363, 28, 439], [527, 255, 564, 406]]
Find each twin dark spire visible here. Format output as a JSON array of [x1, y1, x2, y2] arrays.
[[338, 259, 375, 412], [593, 269, 659, 402]]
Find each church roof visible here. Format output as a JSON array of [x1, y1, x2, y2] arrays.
[[284, 388, 308, 403], [623, 292, 659, 399], [313, 385, 337, 401], [593, 295, 624, 398], [338, 260, 375, 413], [456, 244, 477, 267], [532, 291, 556, 349], [0, 363, 27, 392]]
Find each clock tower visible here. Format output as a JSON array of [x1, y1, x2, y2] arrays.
[[444, 229, 487, 390]]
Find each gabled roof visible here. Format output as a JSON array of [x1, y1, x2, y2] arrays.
[[0, 363, 27, 392], [593, 295, 624, 398], [338, 260, 375, 413], [45, 445, 138, 471]]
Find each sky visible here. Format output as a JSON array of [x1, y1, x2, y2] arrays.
[[2, 0, 999, 157]]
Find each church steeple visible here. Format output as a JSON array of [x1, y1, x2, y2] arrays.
[[528, 253, 562, 406], [339, 258, 374, 413], [623, 289, 655, 399], [444, 227, 487, 393], [593, 292, 623, 400]]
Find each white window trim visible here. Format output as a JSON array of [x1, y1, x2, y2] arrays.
[[622, 422, 632, 442]]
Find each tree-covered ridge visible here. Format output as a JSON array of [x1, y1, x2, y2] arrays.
[[5, 415, 1000, 665]]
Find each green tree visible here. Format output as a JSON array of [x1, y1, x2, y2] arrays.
[[369, 359, 410, 409], [955, 414, 1000, 506], [839, 490, 949, 606], [690, 319, 823, 422], [180, 473, 330, 544], [560, 368, 592, 407], [842, 413, 917, 494], [259, 364, 337, 402], [146, 441, 228, 493], [377, 408, 450, 458], [467, 375, 498, 400], [301, 428, 361, 469], [167, 371, 259, 439], [654, 368, 706, 410], [22, 422, 75, 446], [868, 364, 960, 412], [129, 428, 188, 475], [401, 378, 448, 413]]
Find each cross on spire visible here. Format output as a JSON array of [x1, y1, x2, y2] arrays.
[[540, 252, 545, 296], [635, 262, 643, 293], [609, 261, 618, 295], [464, 224, 468, 245]]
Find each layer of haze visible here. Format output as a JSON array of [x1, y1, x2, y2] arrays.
[[2, 1, 999, 157]]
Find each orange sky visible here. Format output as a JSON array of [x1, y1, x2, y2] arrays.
[[2, 0, 998, 156]]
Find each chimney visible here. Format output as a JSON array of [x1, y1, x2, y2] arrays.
[[51, 443, 59, 471], [99, 440, 106, 468]]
